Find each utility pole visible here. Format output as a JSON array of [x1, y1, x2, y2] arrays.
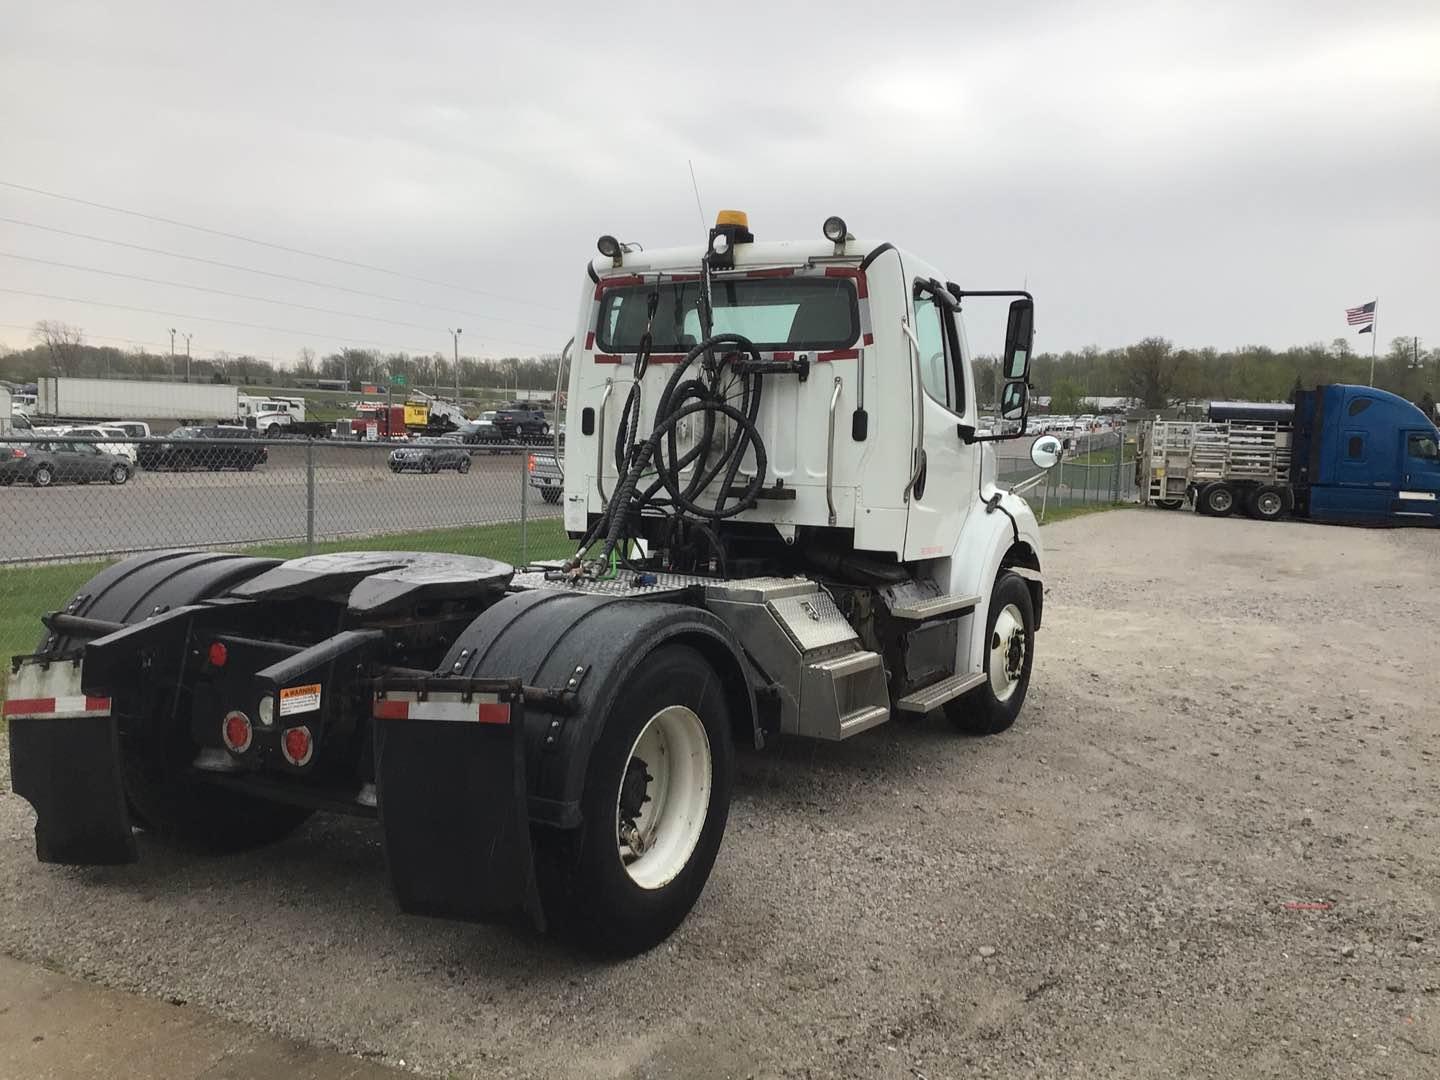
[[450, 328, 462, 405], [168, 327, 176, 380], [183, 333, 192, 383]]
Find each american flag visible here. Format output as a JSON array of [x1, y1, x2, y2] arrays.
[[1346, 301, 1376, 326]]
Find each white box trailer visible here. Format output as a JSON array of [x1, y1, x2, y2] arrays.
[[37, 377, 240, 423]]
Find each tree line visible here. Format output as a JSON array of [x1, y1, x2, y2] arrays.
[[4, 320, 1436, 417]]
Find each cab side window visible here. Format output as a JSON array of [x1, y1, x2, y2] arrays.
[[912, 290, 952, 409], [1409, 432, 1440, 460]]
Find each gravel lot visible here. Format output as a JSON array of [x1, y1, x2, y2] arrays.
[[2, 509, 1437, 1079]]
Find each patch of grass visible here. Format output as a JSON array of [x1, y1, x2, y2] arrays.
[[1066, 444, 1137, 467], [1038, 502, 1132, 525]]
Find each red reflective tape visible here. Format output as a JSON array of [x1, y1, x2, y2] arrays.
[[669, 273, 701, 283], [863, 333, 874, 346], [816, 349, 860, 362], [2, 697, 53, 718], [648, 354, 686, 364], [85, 696, 111, 712], [772, 351, 795, 361], [826, 267, 868, 298], [745, 267, 794, 278], [594, 354, 622, 364], [584, 331, 595, 350], [594, 274, 645, 299], [373, 699, 409, 720], [477, 702, 512, 725]]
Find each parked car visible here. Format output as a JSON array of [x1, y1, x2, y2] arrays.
[[388, 438, 472, 474], [0, 440, 133, 487], [62, 425, 139, 465], [138, 425, 268, 471], [493, 404, 550, 439], [460, 412, 503, 445], [101, 420, 152, 441], [528, 450, 562, 503]]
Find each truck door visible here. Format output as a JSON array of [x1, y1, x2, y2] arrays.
[[1395, 429, 1440, 522], [902, 279, 977, 560]]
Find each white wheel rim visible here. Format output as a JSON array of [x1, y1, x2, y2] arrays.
[[1212, 489, 1232, 512], [988, 603, 1026, 703], [616, 704, 712, 891], [1258, 493, 1281, 515]]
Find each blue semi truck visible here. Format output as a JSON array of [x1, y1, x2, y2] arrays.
[[1141, 384, 1440, 525]]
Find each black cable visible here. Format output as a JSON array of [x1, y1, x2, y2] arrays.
[[577, 332, 770, 572]]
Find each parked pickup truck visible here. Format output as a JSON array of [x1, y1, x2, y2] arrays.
[[528, 450, 562, 503]]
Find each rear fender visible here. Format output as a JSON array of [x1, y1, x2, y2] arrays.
[[8, 550, 278, 866], [443, 590, 757, 829]]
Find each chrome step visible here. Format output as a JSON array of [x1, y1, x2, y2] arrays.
[[802, 649, 891, 740], [895, 671, 987, 714], [838, 705, 891, 737], [890, 592, 981, 620]]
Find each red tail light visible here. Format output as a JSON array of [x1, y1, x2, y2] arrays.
[[281, 725, 314, 766], [207, 641, 228, 667], [222, 711, 253, 754], [528, 454, 535, 473], [9, 448, 26, 459]]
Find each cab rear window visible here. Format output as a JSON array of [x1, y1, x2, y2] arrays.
[[597, 277, 858, 353]]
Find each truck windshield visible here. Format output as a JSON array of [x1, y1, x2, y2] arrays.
[[597, 277, 858, 353]]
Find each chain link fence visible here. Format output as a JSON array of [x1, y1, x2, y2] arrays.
[[994, 427, 1139, 518], [0, 433, 569, 665]]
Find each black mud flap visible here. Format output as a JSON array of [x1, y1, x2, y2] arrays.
[[8, 715, 136, 865], [372, 677, 543, 930]]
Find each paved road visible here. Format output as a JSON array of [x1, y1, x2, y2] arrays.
[[0, 445, 560, 563]]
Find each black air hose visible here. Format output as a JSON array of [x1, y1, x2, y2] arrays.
[[578, 333, 771, 571]]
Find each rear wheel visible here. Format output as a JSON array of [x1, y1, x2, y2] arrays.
[[945, 571, 1035, 736], [541, 488, 562, 504], [534, 644, 732, 955], [32, 465, 53, 487], [119, 706, 313, 853], [1245, 485, 1286, 521], [457, 455, 471, 473], [1155, 498, 1184, 510], [1198, 483, 1236, 517], [421, 458, 436, 474], [109, 464, 129, 485]]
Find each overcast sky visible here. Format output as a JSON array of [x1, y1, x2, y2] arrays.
[[1, 0, 1436, 365]]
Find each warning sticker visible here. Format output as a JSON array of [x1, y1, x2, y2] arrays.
[[279, 683, 322, 717]]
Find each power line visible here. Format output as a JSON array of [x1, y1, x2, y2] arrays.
[[0, 178, 560, 312], [0, 288, 559, 357], [0, 250, 450, 335], [0, 215, 567, 328]]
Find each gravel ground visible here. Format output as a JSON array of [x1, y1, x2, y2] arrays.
[[2, 509, 1437, 1078]]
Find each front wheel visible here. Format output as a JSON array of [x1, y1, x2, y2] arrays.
[[534, 644, 733, 955], [457, 455, 471, 473], [109, 464, 129, 485], [945, 571, 1035, 736]]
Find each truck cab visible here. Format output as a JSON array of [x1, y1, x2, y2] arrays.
[[1294, 385, 1440, 524], [8, 212, 1058, 956]]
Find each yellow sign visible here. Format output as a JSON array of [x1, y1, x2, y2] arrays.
[[403, 404, 429, 427]]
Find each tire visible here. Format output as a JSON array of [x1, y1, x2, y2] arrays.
[[1199, 483, 1236, 517], [118, 705, 313, 853], [457, 455, 471, 473], [266, 424, 281, 437], [541, 487, 561, 504], [32, 465, 53, 488], [420, 458, 436, 474], [1155, 499, 1184, 511], [944, 571, 1035, 736], [534, 644, 733, 955], [1245, 485, 1286, 521], [540, 423, 550, 437], [109, 464, 129, 485]]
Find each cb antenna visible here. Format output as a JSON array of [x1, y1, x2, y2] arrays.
[[687, 159, 707, 230]]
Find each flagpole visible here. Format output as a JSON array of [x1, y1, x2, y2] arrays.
[[1369, 297, 1379, 387]]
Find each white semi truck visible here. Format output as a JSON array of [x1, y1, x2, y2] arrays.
[[7, 212, 1059, 954], [36, 377, 241, 424]]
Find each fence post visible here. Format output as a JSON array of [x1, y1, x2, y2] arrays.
[[305, 439, 316, 554], [519, 446, 529, 565]]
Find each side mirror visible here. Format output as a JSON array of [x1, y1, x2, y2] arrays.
[[1030, 434, 1062, 469], [1002, 298, 1034, 380], [1000, 381, 1027, 420]]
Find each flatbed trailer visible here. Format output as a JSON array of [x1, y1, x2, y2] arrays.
[[7, 211, 1063, 954]]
